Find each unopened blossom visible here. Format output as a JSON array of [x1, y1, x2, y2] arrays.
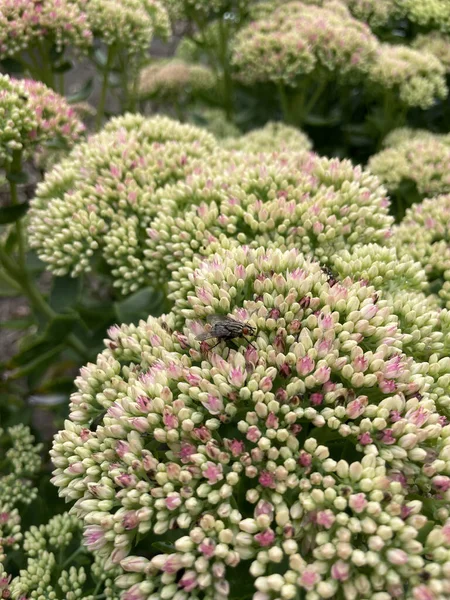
[[0, 75, 85, 168], [340, 0, 400, 27], [222, 122, 312, 153], [146, 150, 393, 293], [0, 425, 41, 513], [84, 0, 170, 55], [368, 43, 448, 109], [8, 512, 122, 599], [51, 246, 450, 600], [369, 132, 450, 200], [232, 1, 379, 87], [397, 0, 450, 31], [413, 32, 450, 72], [27, 115, 218, 295], [0, 0, 92, 59], [394, 194, 450, 308], [137, 59, 216, 102]]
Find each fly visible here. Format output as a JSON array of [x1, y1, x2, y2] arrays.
[[89, 409, 107, 432], [196, 314, 256, 350], [321, 265, 337, 287]]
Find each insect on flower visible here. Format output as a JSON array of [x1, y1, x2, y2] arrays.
[[196, 314, 257, 350], [321, 265, 337, 287], [89, 409, 107, 432]]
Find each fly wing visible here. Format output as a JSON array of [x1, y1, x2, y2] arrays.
[[196, 331, 215, 341], [206, 314, 233, 324]]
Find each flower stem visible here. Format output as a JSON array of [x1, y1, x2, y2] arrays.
[[278, 83, 294, 124], [9, 151, 26, 271], [0, 246, 89, 361], [61, 545, 85, 570], [95, 45, 116, 131], [218, 18, 234, 121]]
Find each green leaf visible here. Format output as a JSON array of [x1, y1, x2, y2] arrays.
[[0, 271, 20, 297], [0, 202, 29, 224], [152, 542, 175, 553], [6, 171, 29, 184], [108, 71, 122, 87], [93, 47, 108, 68], [76, 302, 115, 331], [9, 314, 78, 368], [44, 136, 70, 150], [6, 343, 66, 380], [1, 57, 24, 74], [52, 59, 73, 74], [4, 227, 18, 253], [66, 78, 94, 103], [25, 251, 46, 274], [1, 318, 33, 330], [49, 275, 81, 312], [114, 287, 166, 324]]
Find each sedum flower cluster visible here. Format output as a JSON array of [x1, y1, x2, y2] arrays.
[[28, 117, 394, 296], [396, 0, 450, 31], [0, 0, 92, 59], [0, 74, 85, 169], [339, 0, 400, 27], [83, 0, 170, 55], [146, 151, 393, 293], [394, 194, 450, 309], [232, 1, 379, 87], [51, 246, 450, 600], [221, 122, 312, 153], [368, 44, 448, 109], [0, 425, 42, 562], [27, 115, 219, 295], [369, 130, 450, 201], [136, 59, 216, 102], [6, 512, 122, 600], [413, 33, 450, 73]]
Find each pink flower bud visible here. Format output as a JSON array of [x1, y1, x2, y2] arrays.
[[297, 356, 315, 376], [331, 560, 350, 581], [254, 529, 276, 547], [259, 471, 276, 488]]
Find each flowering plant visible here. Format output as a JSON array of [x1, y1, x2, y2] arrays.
[[50, 246, 450, 600]]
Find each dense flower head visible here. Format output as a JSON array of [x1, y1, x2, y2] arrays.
[[0, 0, 92, 59], [331, 244, 428, 296], [137, 59, 216, 101], [144, 151, 393, 291], [413, 32, 450, 72], [369, 133, 450, 200], [231, 1, 379, 87], [0, 75, 85, 169], [51, 245, 450, 600], [7, 511, 122, 600], [381, 127, 446, 149], [0, 425, 41, 562], [21, 78, 86, 162], [249, 0, 400, 26], [222, 122, 312, 153], [0, 424, 42, 512], [27, 115, 218, 295], [164, 0, 246, 19], [394, 194, 450, 309], [329, 244, 450, 363], [0, 74, 38, 167], [368, 43, 448, 109], [340, 0, 400, 27], [397, 0, 450, 31], [83, 0, 169, 54]]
